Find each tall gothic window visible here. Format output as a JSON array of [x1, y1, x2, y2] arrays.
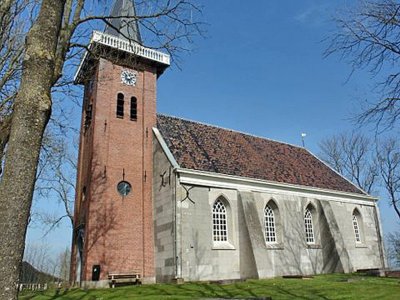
[[212, 199, 228, 242], [264, 205, 276, 243], [130, 97, 137, 120], [304, 208, 315, 244], [352, 210, 362, 243], [116, 93, 124, 118]]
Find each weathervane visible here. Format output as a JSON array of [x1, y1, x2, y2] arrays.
[[301, 133, 307, 148]]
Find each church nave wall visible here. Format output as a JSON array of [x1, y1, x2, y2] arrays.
[[172, 184, 384, 282]]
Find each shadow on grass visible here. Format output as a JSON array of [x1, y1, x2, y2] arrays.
[[19, 274, 399, 300], [51, 288, 71, 299], [274, 283, 330, 300]]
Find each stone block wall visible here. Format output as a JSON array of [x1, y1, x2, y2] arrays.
[[153, 137, 176, 282], [175, 185, 384, 281]]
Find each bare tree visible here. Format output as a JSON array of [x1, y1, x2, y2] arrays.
[[319, 132, 378, 194], [325, 0, 400, 129], [0, 1, 203, 299], [23, 244, 71, 283], [57, 247, 71, 281], [23, 243, 54, 282], [0, 1, 78, 227], [34, 135, 76, 233], [386, 231, 400, 267], [320, 131, 400, 221], [376, 137, 400, 219], [0, 0, 29, 161]]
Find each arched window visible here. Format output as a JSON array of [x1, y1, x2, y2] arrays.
[[130, 97, 137, 120], [264, 205, 276, 243], [304, 208, 315, 244], [212, 199, 228, 242], [352, 210, 362, 243], [116, 93, 124, 118]]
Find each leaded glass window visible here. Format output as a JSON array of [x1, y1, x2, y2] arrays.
[[304, 208, 315, 244], [212, 199, 228, 242], [264, 205, 276, 243], [353, 213, 361, 243]]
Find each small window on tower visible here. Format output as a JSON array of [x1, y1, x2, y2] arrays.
[[88, 80, 94, 93], [116, 93, 124, 118], [82, 186, 87, 202], [85, 104, 93, 128], [130, 97, 137, 121]]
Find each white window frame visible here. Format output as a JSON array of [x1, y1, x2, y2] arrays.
[[212, 199, 228, 242], [304, 208, 315, 244], [264, 205, 277, 243], [352, 213, 362, 243]]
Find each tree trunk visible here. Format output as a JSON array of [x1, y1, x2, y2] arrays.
[[0, 1, 65, 299], [0, 114, 12, 164], [0, 0, 13, 19]]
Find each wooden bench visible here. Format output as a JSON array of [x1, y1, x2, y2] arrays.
[[356, 268, 384, 277], [108, 271, 142, 288]]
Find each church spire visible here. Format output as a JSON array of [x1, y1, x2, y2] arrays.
[[104, 0, 142, 43]]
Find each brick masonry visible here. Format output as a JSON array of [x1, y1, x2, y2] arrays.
[[71, 57, 157, 284]]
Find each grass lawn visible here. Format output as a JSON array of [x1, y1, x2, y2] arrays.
[[19, 273, 400, 300]]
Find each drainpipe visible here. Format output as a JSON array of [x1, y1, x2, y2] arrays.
[[173, 168, 182, 280]]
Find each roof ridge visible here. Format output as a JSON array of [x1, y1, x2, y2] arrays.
[[157, 113, 306, 150]]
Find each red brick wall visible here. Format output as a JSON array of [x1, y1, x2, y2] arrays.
[[70, 63, 99, 283], [72, 58, 157, 283]]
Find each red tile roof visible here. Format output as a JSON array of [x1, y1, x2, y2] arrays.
[[156, 114, 364, 195]]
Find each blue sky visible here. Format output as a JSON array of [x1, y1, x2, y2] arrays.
[[158, 0, 399, 237], [26, 0, 399, 260], [159, 0, 371, 146]]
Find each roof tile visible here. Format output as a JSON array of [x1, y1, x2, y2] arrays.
[[156, 114, 364, 195]]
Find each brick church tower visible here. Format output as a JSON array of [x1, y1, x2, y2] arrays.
[[71, 0, 169, 286]]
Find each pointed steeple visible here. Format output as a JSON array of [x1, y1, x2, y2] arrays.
[[104, 0, 142, 43]]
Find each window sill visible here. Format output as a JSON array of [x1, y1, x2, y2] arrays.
[[265, 242, 284, 250], [355, 243, 368, 248], [306, 244, 322, 249], [212, 242, 235, 250]]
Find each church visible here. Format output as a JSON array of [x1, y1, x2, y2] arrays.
[[70, 0, 386, 287]]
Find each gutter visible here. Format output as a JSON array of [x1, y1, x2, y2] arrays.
[[176, 168, 377, 204]]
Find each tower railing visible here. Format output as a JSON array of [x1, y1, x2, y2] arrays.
[[74, 31, 170, 83], [92, 31, 170, 65]]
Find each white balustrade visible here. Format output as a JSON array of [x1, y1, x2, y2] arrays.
[[92, 31, 170, 65]]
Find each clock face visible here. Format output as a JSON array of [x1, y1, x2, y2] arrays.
[[117, 181, 132, 196], [121, 70, 137, 86]]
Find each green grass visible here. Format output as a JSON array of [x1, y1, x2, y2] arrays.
[[19, 273, 400, 300]]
